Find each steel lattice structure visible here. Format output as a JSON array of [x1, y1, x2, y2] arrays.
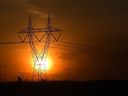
[[18, 15, 62, 81]]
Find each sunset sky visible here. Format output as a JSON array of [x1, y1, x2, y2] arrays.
[[0, 0, 128, 81]]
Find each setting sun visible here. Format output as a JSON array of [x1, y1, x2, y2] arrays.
[[35, 57, 52, 72]]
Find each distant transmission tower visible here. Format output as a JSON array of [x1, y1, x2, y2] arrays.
[[65, 68, 72, 81], [0, 66, 6, 82], [18, 15, 62, 81]]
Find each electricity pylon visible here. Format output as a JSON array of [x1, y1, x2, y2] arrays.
[[18, 15, 62, 81], [65, 68, 72, 81], [0, 66, 6, 82]]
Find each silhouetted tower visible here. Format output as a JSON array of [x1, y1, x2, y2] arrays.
[[36, 15, 62, 80], [65, 68, 72, 81], [18, 15, 62, 81], [0, 66, 2, 82], [0, 66, 6, 82]]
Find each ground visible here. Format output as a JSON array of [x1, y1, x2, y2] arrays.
[[0, 80, 127, 96]]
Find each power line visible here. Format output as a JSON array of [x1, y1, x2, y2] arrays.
[[0, 40, 128, 57]]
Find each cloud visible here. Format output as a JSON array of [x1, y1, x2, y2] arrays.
[[25, 0, 128, 56], [26, 0, 128, 18], [0, 0, 47, 18]]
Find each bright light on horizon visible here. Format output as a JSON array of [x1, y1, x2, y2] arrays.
[[34, 57, 52, 72]]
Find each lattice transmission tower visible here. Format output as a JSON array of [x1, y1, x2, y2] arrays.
[[18, 15, 62, 81]]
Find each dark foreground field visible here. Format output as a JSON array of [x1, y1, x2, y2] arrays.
[[0, 80, 128, 96]]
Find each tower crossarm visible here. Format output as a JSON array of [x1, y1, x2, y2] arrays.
[[42, 27, 62, 32], [18, 28, 45, 33]]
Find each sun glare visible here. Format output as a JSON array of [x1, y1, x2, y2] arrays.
[[35, 57, 52, 71]]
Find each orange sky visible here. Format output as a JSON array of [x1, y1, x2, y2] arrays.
[[0, 44, 70, 81], [0, 0, 128, 81]]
